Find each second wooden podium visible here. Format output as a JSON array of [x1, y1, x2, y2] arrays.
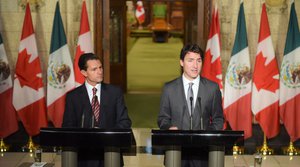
[[152, 130, 244, 167]]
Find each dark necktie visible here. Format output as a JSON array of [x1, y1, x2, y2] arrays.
[[92, 87, 100, 123], [187, 82, 194, 115]]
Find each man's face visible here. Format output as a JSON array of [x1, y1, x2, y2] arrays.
[[180, 52, 202, 81], [81, 59, 103, 86]]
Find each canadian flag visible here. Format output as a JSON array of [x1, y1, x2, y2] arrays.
[[201, 5, 223, 93], [252, 3, 280, 139], [135, 1, 145, 24], [13, 3, 47, 136], [0, 33, 19, 138], [74, 0, 93, 86]]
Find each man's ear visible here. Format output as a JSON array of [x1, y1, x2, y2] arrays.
[[80, 70, 87, 77], [180, 60, 184, 67]]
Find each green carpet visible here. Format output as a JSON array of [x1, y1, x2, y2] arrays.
[[127, 37, 183, 92], [125, 93, 161, 128]]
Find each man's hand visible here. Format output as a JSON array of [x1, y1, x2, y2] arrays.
[[169, 126, 178, 130]]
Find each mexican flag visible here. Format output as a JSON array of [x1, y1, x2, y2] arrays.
[[224, 2, 252, 139], [279, 0, 300, 142], [0, 33, 18, 138], [47, 1, 75, 127]]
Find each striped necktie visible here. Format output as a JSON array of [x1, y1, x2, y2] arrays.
[[92, 87, 100, 123]]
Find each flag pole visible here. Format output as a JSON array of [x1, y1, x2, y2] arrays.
[[283, 140, 299, 156], [0, 138, 9, 152], [257, 134, 273, 155], [22, 137, 38, 152]]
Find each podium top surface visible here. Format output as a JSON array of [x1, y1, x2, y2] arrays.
[[40, 128, 135, 148], [152, 129, 244, 147]]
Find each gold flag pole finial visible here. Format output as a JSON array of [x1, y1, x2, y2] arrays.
[[257, 134, 273, 155], [283, 140, 298, 156], [22, 137, 39, 152], [0, 138, 9, 153], [233, 143, 244, 155]]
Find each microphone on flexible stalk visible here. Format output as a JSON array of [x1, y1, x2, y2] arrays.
[[81, 111, 85, 128], [197, 97, 203, 130], [91, 114, 95, 128], [190, 96, 193, 130]]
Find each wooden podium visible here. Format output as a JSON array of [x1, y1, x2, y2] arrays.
[[40, 128, 135, 167], [152, 130, 244, 167]]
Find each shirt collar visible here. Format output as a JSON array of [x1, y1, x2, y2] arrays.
[[85, 81, 101, 92], [182, 74, 200, 86]]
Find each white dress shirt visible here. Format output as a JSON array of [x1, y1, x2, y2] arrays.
[[85, 81, 101, 104], [182, 74, 200, 108]]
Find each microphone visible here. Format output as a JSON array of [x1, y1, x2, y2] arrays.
[[190, 96, 193, 130], [91, 114, 95, 128], [197, 97, 203, 130], [81, 111, 85, 128]]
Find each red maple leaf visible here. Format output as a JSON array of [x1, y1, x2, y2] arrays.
[[253, 52, 279, 93], [15, 49, 44, 91], [201, 49, 223, 88]]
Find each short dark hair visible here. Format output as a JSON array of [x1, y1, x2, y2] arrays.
[[180, 44, 204, 60], [78, 53, 100, 71]]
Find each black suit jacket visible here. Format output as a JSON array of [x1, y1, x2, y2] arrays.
[[62, 83, 131, 129], [62, 83, 131, 167]]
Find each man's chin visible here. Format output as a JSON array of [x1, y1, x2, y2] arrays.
[[191, 74, 199, 78]]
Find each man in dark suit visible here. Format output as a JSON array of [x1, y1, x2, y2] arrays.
[[158, 44, 224, 167], [62, 53, 131, 167]]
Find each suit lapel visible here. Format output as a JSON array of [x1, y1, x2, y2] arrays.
[[99, 83, 107, 125], [195, 77, 205, 118], [176, 77, 190, 120], [79, 84, 92, 110], [78, 84, 93, 127]]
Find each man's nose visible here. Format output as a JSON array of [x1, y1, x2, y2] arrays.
[[193, 61, 198, 67]]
